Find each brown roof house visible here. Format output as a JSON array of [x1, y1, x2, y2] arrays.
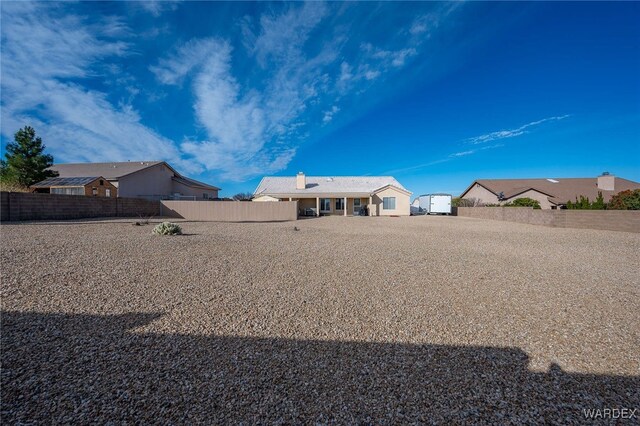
[[31, 176, 117, 197], [459, 173, 640, 209], [50, 161, 220, 200], [253, 172, 412, 216]]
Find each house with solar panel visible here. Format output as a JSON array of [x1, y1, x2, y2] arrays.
[[41, 161, 220, 200], [31, 176, 117, 197]]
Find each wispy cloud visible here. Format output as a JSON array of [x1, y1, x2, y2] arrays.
[[134, 1, 181, 17], [151, 2, 455, 181], [381, 114, 570, 176], [322, 106, 340, 124], [466, 115, 570, 144], [0, 3, 198, 173], [2, 2, 464, 183]]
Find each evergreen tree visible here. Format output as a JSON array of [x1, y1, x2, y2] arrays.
[[591, 191, 605, 210], [0, 126, 58, 187]]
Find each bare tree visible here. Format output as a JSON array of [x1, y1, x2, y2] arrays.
[[232, 192, 253, 201]]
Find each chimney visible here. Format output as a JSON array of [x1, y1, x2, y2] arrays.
[[296, 172, 306, 190], [597, 172, 615, 191]]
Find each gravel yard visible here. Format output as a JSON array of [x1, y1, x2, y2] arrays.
[[2, 216, 639, 423]]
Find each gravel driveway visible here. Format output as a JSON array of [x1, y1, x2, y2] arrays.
[[2, 216, 638, 423]]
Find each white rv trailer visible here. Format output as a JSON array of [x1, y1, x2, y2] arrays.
[[417, 193, 452, 215]]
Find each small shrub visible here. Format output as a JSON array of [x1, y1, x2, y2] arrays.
[[504, 197, 541, 209], [152, 222, 182, 235], [453, 197, 482, 207]]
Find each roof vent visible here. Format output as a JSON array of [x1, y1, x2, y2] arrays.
[[601, 171, 610, 176], [546, 179, 559, 183]]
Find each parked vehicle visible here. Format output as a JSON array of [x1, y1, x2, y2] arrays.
[[410, 199, 426, 215], [416, 193, 452, 215]]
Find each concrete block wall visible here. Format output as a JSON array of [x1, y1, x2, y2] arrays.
[[0, 192, 160, 221], [457, 207, 640, 233], [160, 200, 298, 222]]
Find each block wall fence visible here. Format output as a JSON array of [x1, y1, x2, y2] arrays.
[[1, 192, 160, 221], [455, 207, 640, 233], [1, 192, 298, 223]]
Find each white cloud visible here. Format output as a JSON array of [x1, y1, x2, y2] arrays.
[[0, 3, 190, 171], [467, 115, 570, 144], [151, 3, 339, 181], [136, 1, 181, 17], [322, 106, 340, 124], [450, 150, 475, 157]]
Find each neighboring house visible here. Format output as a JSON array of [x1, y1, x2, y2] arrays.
[[459, 173, 640, 209], [50, 161, 220, 200], [253, 172, 411, 216], [31, 176, 117, 197]]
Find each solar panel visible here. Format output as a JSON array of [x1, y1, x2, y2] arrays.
[[31, 177, 99, 187]]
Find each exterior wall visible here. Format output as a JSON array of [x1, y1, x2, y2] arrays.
[[171, 180, 218, 200], [294, 198, 317, 215], [504, 189, 554, 210], [82, 178, 118, 197], [457, 207, 640, 233], [462, 184, 499, 205], [160, 200, 297, 222], [371, 187, 410, 216], [117, 163, 174, 199], [347, 198, 367, 215], [0, 192, 160, 221]]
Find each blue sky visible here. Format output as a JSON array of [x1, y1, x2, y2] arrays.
[[1, 1, 638, 197]]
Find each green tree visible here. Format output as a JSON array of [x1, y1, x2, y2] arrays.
[[1, 126, 58, 187], [591, 191, 606, 210], [608, 189, 640, 210], [504, 197, 541, 209]]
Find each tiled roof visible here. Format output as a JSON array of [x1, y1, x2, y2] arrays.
[[463, 177, 640, 204], [254, 176, 409, 196], [31, 176, 100, 187], [50, 161, 163, 179], [172, 176, 220, 190]]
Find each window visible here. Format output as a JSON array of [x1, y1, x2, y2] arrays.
[[105, 189, 111, 197], [203, 193, 209, 200], [320, 198, 331, 212], [335, 198, 344, 210], [92, 187, 98, 196], [99, 179, 104, 186], [383, 197, 396, 210], [51, 187, 84, 196]]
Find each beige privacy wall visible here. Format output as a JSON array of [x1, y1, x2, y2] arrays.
[[160, 200, 298, 222], [456, 207, 640, 233]]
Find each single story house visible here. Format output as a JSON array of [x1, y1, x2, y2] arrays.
[[31, 176, 117, 197], [459, 173, 640, 209], [50, 161, 220, 200], [253, 172, 411, 216]]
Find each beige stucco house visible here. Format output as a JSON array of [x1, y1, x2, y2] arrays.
[[253, 172, 411, 216], [459, 173, 640, 209], [50, 161, 220, 200]]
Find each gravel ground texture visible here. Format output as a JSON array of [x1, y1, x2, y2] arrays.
[[2, 216, 639, 424]]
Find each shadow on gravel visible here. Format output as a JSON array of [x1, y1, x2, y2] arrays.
[[2, 311, 638, 423]]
